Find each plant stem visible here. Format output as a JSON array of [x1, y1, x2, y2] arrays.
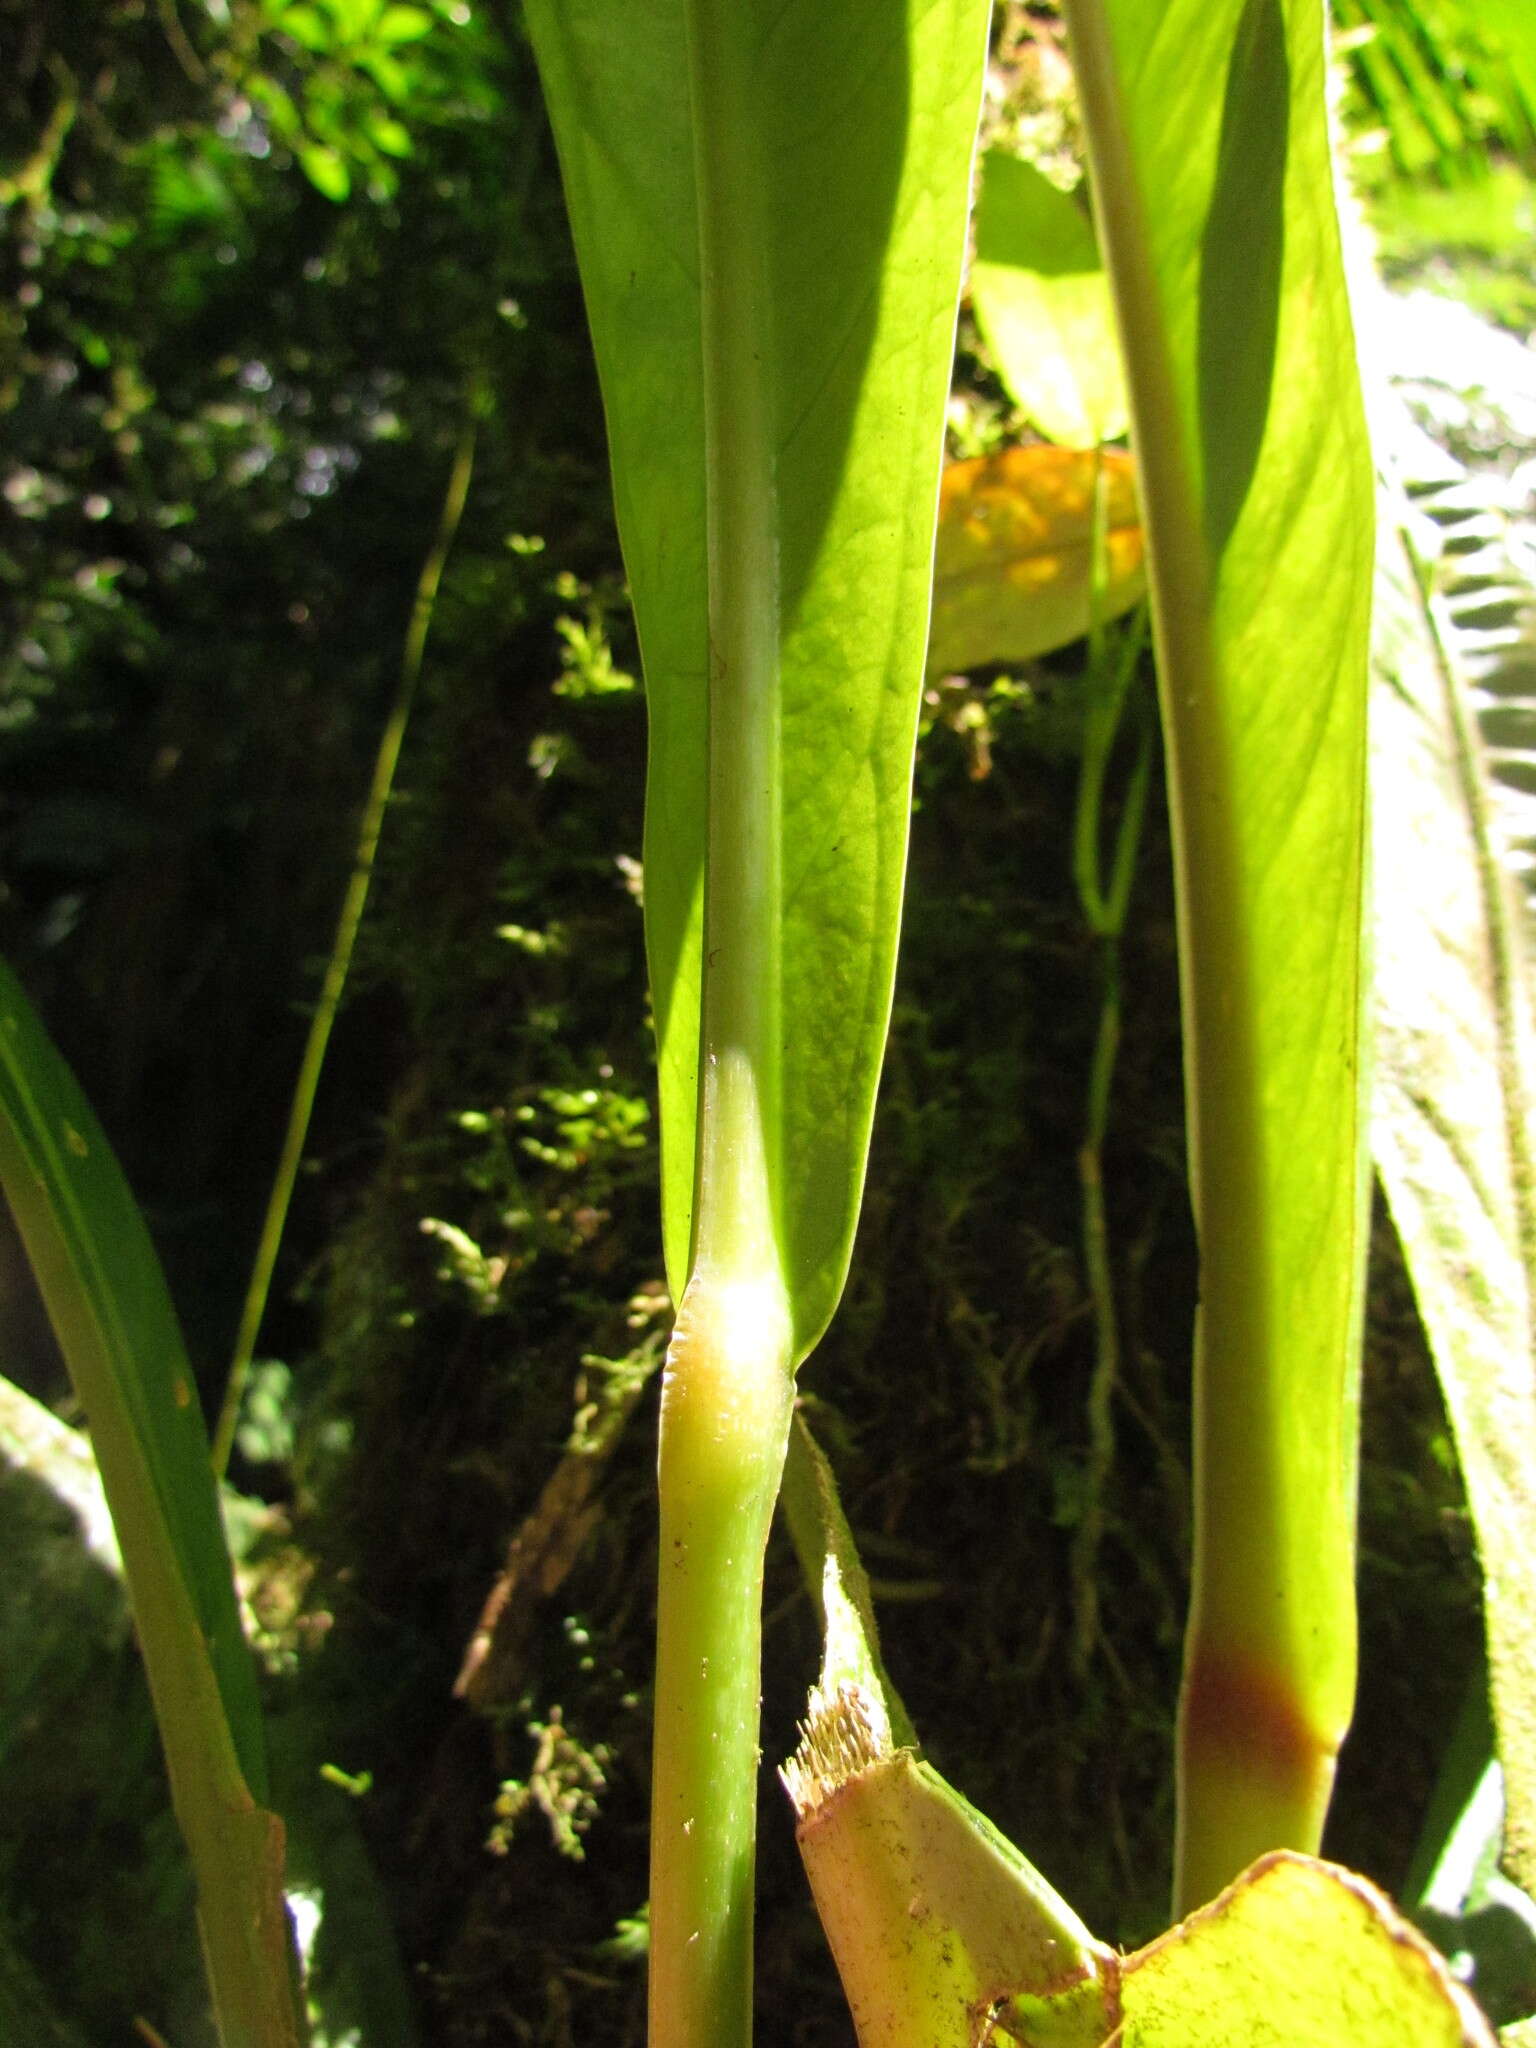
[[652, 1279, 791, 2048], [649, 8, 796, 2045], [211, 396, 480, 1474], [1063, 0, 1370, 1912]]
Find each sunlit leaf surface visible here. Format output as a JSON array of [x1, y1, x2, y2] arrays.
[[970, 148, 1129, 446], [1064, 0, 1374, 1905], [524, 0, 986, 1355]]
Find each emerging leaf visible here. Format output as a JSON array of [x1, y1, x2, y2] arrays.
[[781, 1413, 1111, 2048]]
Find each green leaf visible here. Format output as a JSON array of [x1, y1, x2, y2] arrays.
[[375, 4, 436, 41], [275, 3, 332, 53], [0, 965, 262, 1787], [1119, 1852, 1496, 2046], [297, 142, 351, 202], [1334, 0, 1536, 181], [366, 112, 413, 158], [0, 961, 302, 2046], [970, 150, 1129, 446], [524, 0, 987, 1360], [1062, 0, 1374, 1910], [1369, 396, 1536, 1899]]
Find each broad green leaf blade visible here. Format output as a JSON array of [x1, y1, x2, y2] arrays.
[[1061, 0, 1374, 1909], [928, 444, 1145, 677], [0, 961, 301, 2048], [970, 149, 1129, 446], [525, 0, 988, 1361], [1120, 1852, 1496, 2047], [1369, 415, 1536, 1896]]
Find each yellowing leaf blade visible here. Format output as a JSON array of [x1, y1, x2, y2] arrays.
[[1122, 1852, 1496, 2047], [928, 444, 1145, 676]]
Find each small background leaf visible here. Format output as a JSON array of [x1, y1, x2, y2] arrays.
[[928, 444, 1144, 677], [970, 149, 1129, 446]]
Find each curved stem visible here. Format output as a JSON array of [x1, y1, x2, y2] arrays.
[[649, 8, 796, 2045]]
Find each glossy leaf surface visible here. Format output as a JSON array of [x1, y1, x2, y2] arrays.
[[1062, 0, 1374, 1907], [928, 443, 1144, 676]]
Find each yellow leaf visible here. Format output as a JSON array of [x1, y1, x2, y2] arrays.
[[928, 445, 1145, 677]]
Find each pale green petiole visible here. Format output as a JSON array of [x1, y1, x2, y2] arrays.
[[651, 1270, 792, 2048], [648, 7, 797, 2044]]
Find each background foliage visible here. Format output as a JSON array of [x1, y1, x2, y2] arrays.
[[0, 0, 1526, 2041]]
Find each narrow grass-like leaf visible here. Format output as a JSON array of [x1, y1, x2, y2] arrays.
[[1060, 0, 1374, 1910], [212, 393, 480, 1474], [0, 961, 302, 2048], [523, 7, 988, 2042], [1334, 0, 1536, 180]]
